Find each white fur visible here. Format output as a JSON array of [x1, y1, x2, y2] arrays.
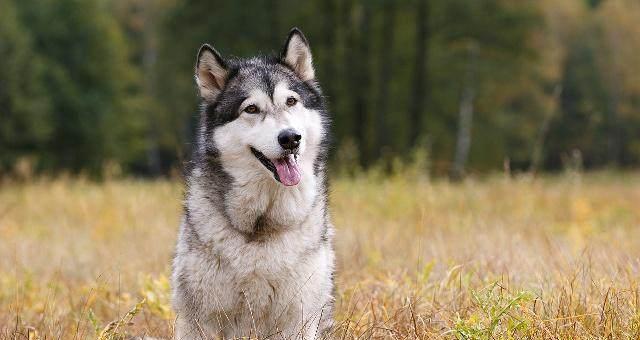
[[172, 82, 333, 339]]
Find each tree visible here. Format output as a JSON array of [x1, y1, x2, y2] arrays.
[[451, 42, 478, 179], [351, 1, 373, 165], [373, 0, 396, 161], [437, 0, 541, 177], [2, 0, 638, 176], [16, 0, 144, 175], [596, 0, 640, 166], [408, 0, 430, 150], [112, 0, 179, 174], [0, 0, 51, 173], [529, 0, 585, 173]]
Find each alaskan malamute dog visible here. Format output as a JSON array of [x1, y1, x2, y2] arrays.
[[171, 28, 335, 339]]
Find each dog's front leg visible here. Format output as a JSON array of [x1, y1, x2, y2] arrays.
[[174, 315, 223, 340]]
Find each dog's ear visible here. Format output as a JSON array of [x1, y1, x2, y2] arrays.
[[196, 44, 228, 101], [281, 28, 315, 82]]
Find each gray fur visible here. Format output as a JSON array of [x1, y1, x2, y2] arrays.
[[172, 28, 335, 340]]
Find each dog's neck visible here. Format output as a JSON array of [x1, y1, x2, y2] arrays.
[[187, 155, 322, 239]]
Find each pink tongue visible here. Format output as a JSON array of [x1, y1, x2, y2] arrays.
[[274, 156, 301, 186]]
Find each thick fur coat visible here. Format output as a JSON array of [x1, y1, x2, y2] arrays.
[[171, 28, 335, 340]]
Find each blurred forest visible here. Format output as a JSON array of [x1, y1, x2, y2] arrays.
[[1, 0, 639, 177]]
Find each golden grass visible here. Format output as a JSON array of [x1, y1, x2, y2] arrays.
[[1, 172, 640, 339]]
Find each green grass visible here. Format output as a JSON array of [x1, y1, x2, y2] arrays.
[[1, 172, 639, 339]]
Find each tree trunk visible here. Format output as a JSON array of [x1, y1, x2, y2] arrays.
[[606, 30, 623, 166], [408, 0, 429, 148], [352, 1, 371, 166], [320, 0, 337, 102], [374, 0, 396, 162], [339, 0, 355, 145], [142, 0, 161, 175], [530, 84, 562, 174], [451, 43, 478, 180]]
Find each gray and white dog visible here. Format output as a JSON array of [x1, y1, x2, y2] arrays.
[[171, 28, 335, 340]]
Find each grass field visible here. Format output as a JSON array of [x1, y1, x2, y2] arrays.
[[1, 172, 640, 339]]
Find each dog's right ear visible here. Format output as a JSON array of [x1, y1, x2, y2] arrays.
[[195, 44, 228, 101]]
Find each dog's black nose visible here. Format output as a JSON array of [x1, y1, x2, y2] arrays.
[[278, 128, 302, 150]]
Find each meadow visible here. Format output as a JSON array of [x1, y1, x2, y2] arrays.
[[1, 171, 639, 339]]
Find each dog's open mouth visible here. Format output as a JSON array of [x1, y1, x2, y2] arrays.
[[250, 147, 301, 186]]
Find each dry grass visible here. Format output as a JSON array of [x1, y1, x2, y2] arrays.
[[1, 172, 640, 339]]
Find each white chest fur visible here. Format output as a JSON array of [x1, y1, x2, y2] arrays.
[[173, 169, 334, 339]]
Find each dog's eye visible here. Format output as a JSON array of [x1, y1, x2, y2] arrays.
[[244, 105, 259, 114], [286, 97, 297, 107]]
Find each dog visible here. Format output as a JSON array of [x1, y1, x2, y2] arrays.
[[171, 28, 335, 340]]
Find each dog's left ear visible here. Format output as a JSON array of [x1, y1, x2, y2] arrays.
[[281, 28, 315, 81]]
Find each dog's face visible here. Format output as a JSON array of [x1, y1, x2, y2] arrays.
[[195, 29, 327, 187]]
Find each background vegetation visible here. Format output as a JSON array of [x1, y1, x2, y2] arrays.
[[2, 0, 639, 178]]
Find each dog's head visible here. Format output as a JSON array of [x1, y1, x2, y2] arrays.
[[195, 28, 328, 187]]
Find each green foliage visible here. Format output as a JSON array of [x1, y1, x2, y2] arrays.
[[0, 0, 145, 174], [451, 282, 534, 340], [10, 0, 145, 176], [0, 0, 51, 173], [0, 0, 639, 176]]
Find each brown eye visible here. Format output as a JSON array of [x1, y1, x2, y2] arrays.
[[286, 97, 298, 106], [244, 105, 259, 114]]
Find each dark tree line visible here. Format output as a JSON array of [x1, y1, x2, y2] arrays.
[[1, 0, 639, 177]]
